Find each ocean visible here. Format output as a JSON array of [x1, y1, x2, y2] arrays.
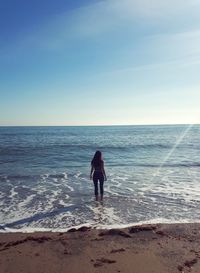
[[0, 125, 199, 232]]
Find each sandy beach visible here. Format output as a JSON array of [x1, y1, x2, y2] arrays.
[[0, 223, 199, 273]]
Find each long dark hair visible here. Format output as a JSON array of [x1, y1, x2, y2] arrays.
[[91, 150, 103, 167]]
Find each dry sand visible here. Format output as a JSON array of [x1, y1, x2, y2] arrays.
[[0, 223, 200, 273]]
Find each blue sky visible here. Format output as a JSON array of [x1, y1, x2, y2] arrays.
[[0, 0, 200, 125]]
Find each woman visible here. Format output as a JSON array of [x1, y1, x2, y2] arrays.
[[90, 151, 107, 201]]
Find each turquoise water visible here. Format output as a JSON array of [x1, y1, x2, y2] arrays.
[[0, 125, 199, 231]]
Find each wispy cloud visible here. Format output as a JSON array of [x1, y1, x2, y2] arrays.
[[60, 0, 200, 37], [5, 0, 200, 52], [93, 28, 200, 78], [108, 0, 200, 18]]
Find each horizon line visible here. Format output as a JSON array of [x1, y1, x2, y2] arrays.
[[0, 123, 199, 127]]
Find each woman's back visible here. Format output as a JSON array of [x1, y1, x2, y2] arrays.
[[92, 159, 103, 172]]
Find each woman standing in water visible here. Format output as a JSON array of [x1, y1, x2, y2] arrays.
[[90, 151, 107, 201]]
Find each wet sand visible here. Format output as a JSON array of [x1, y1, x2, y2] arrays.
[[0, 223, 200, 273]]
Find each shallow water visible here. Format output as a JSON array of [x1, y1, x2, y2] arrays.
[[0, 125, 200, 231]]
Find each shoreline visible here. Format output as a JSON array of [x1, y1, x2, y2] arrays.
[[0, 223, 200, 273], [1, 219, 200, 234]]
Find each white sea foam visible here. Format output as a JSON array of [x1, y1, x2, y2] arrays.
[[66, 184, 75, 192], [88, 203, 122, 225], [58, 199, 70, 206], [9, 187, 18, 198]]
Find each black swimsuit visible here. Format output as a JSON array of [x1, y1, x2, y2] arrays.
[[93, 166, 104, 196]]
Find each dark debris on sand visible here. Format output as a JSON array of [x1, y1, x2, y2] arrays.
[[129, 225, 157, 233], [0, 236, 52, 252], [93, 257, 116, 267], [67, 226, 91, 233], [99, 229, 131, 238]]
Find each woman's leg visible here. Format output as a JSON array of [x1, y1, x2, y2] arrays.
[[93, 177, 98, 201], [99, 176, 104, 201]]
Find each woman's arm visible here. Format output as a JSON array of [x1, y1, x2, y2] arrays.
[[90, 165, 94, 180], [102, 162, 107, 181]]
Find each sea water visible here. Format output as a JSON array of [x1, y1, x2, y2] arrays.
[[0, 125, 199, 232]]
